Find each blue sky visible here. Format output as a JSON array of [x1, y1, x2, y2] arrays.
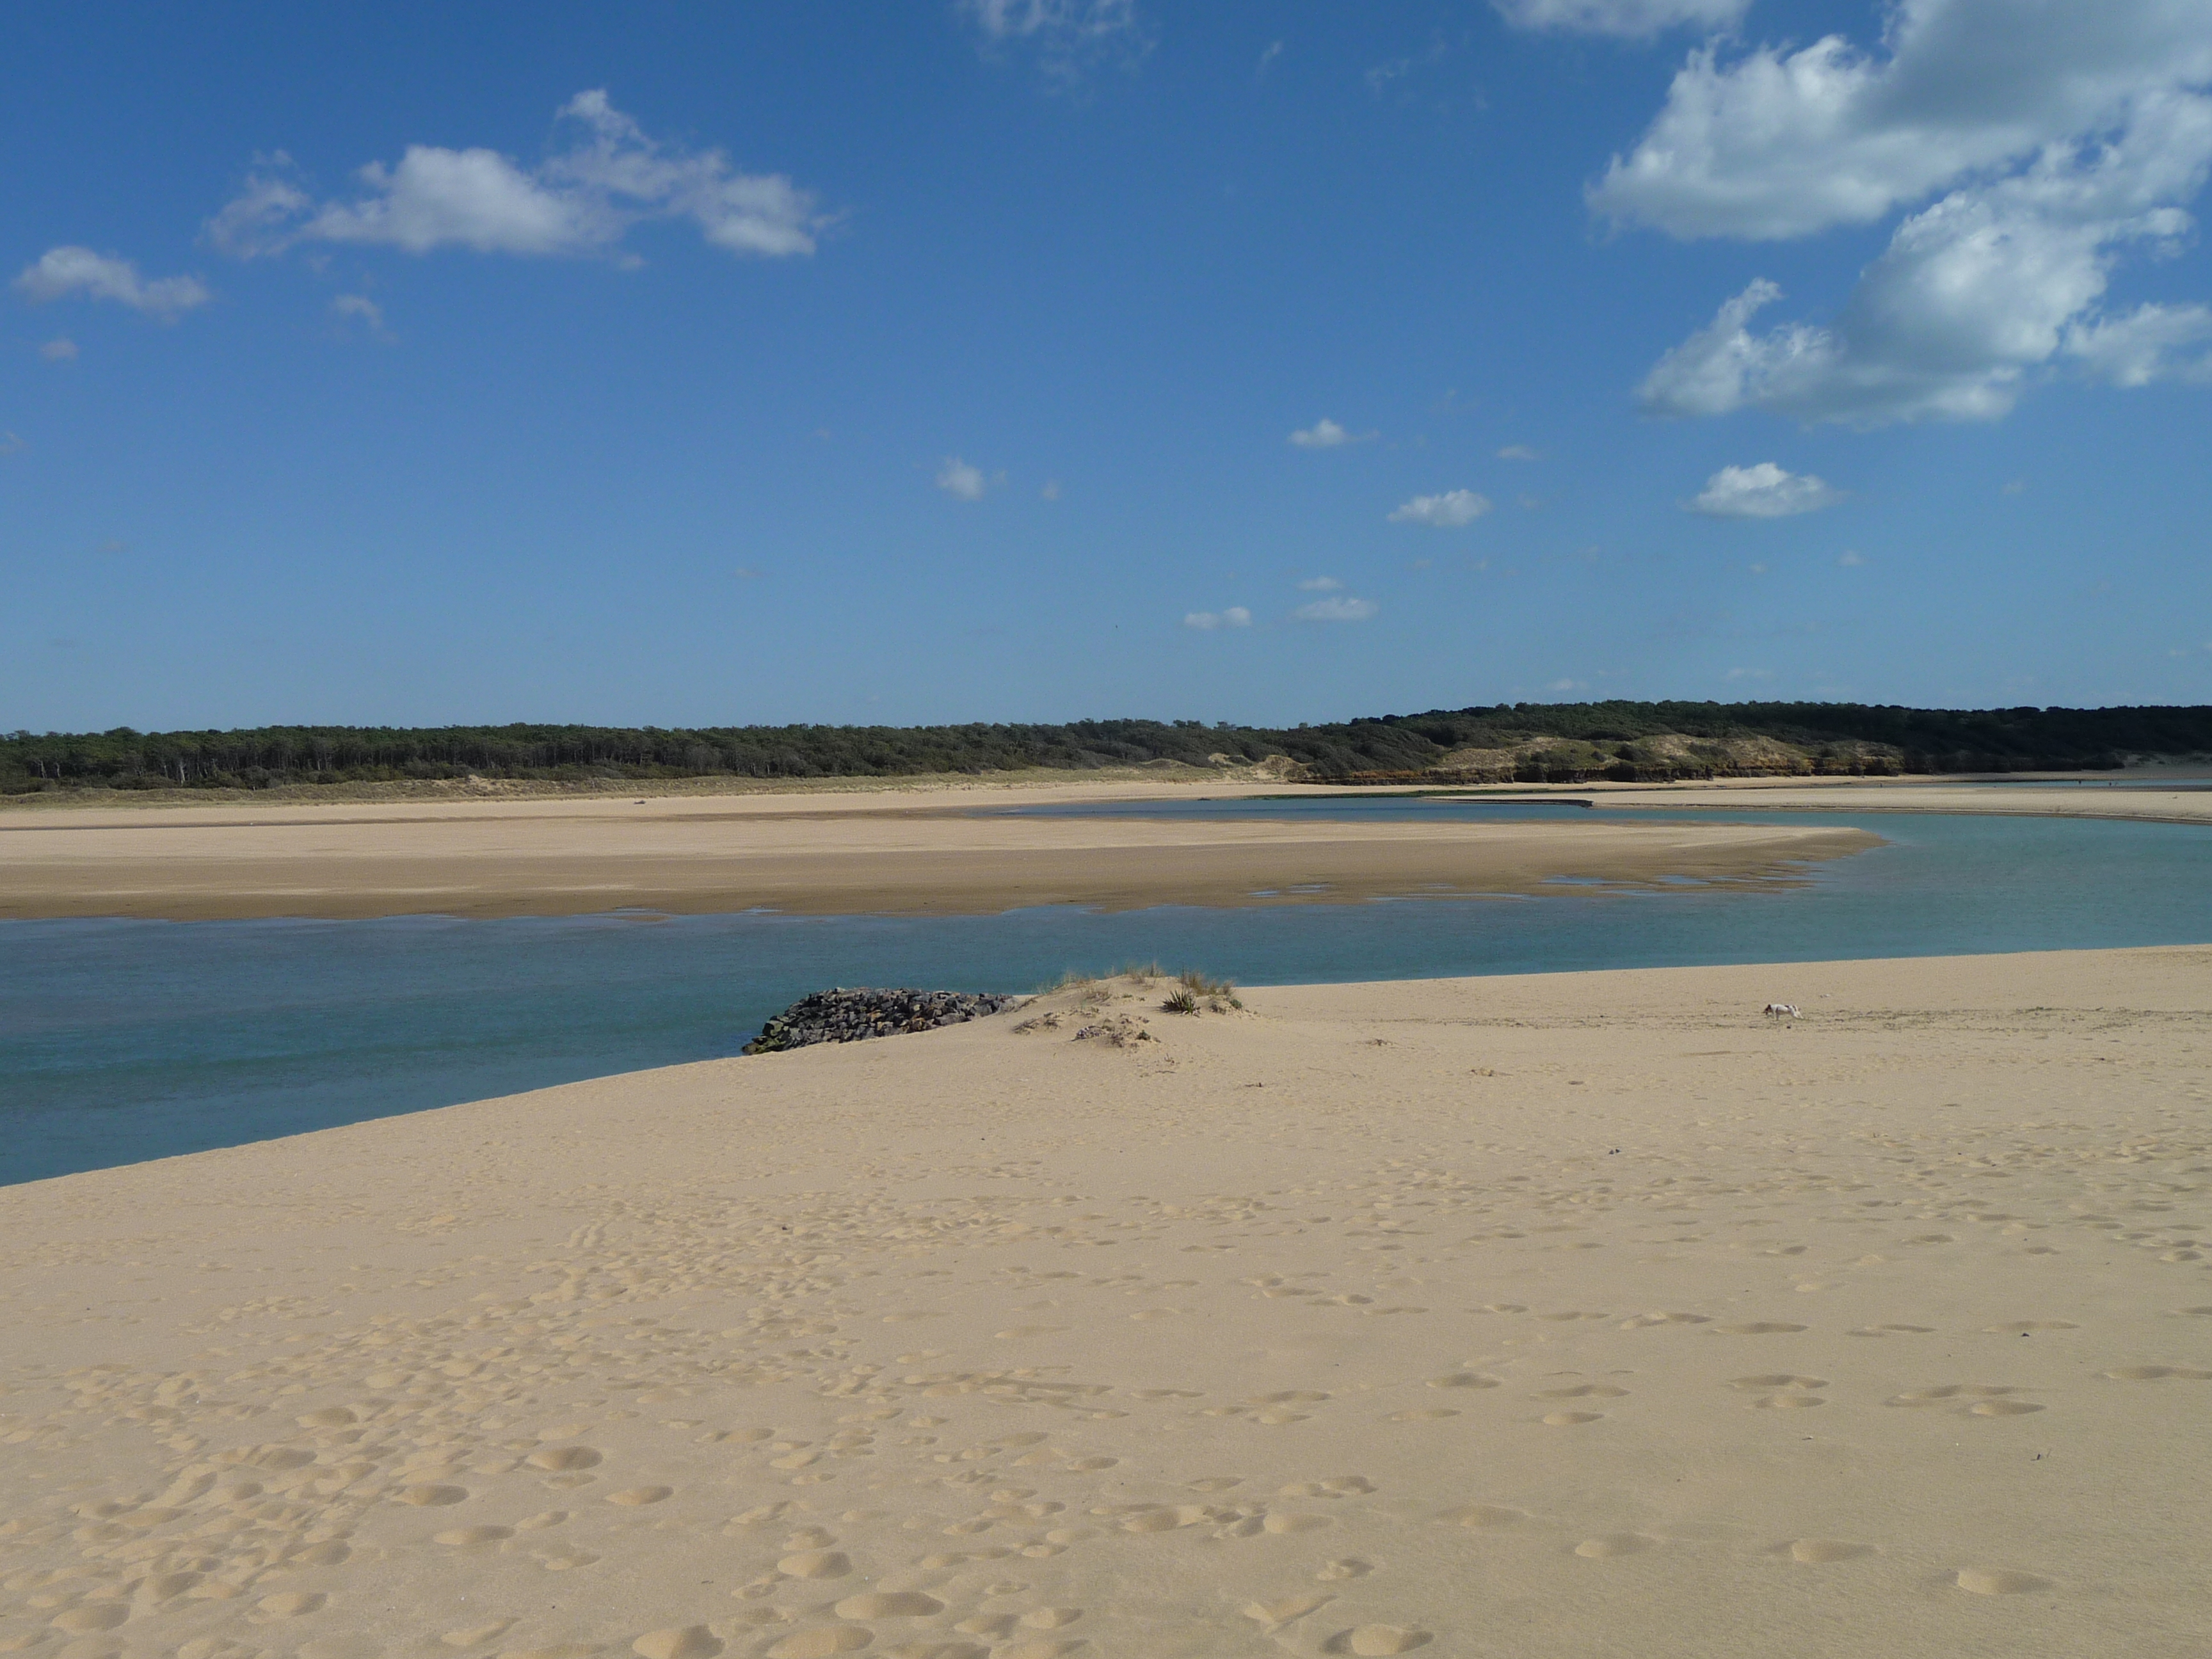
[[4, 0, 2210, 732]]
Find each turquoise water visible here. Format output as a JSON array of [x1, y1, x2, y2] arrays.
[[4, 802, 2209, 1188]]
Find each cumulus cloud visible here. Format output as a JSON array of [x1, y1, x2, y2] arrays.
[[1184, 607, 1253, 630], [1294, 595, 1379, 622], [1388, 488, 1493, 526], [39, 337, 77, 360], [1296, 576, 1343, 591], [936, 457, 988, 501], [14, 248, 210, 317], [1615, 1, 2212, 426], [1689, 462, 1843, 517], [208, 93, 819, 262], [1493, 0, 1748, 38], [1288, 417, 1373, 448]]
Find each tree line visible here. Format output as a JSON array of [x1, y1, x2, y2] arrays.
[[5, 701, 2209, 794]]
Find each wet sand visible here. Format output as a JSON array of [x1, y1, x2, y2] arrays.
[[3, 946, 2208, 1657]]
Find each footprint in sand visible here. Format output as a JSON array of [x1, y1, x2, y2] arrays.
[[1329, 1626, 1431, 1656], [435, 1526, 515, 1546], [835, 1594, 943, 1618], [526, 1447, 602, 1472], [2103, 1365, 2212, 1381], [441, 1623, 518, 1648], [607, 1487, 673, 1506], [394, 1484, 469, 1506], [1317, 1559, 1374, 1580], [1573, 1534, 1656, 1558], [1541, 1411, 1602, 1425], [1784, 1540, 1873, 1564], [1535, 1384, 1629, 1399], [252, 1592, 327, 1620], [1243, 1595, 1331, 1630], [1847, 1325, 1934, 1337], [1426, 1373, 1501, 1390], [1715, 1322, 1807, 1335], [1983, 1320, 2078, 1334], [1447, 1505, 1527, 1528], [1955, 1568, 2053, 1595], [632, 1630, 721, 1659], [767, 1630, 871, 1659], [778, 1551, 851, 1578]]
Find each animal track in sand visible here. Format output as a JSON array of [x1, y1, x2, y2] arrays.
[[2103, 1365, 2212, 1380], [1955, 1568, 2053, 1595]]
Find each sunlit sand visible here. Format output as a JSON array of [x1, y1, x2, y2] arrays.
[[4, 946, 2207, 1657]]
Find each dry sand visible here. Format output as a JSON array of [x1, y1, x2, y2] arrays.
[[4, 946, 2209, 1658], [0, 789, 1877, 921]]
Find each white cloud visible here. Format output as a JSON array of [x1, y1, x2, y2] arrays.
[[2064, 301, 2212, 385], [1296, 576, 1342, 591], [209, 92, 819, 262], [330, 293, 385, 332], [1495, 444, 1541, 460], [38, 337, 77, 360], [1838, 549, 1866, 566], [1294, 595, 1378, 622], [1493, 0, 1748, 39], [1388, 488, 1492, 526], [1688, 461, 1843, 518], [1724, 666, 1772, 680], [1184, 607, 1253, 630], [14, 248, 211, 317], [960, 0, 1147, 73], [936, 456, 988, 501], [1258, 40, 1285, 76], [1615, 2, 2212, 426], [1288, 417, 1373, 448]]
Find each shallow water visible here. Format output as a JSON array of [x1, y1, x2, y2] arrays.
[[4, 802, 2209, 1187]]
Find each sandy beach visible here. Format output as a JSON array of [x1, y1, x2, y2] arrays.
[[0, 784, 1880, 921], [4, 945, 2207, 1658]]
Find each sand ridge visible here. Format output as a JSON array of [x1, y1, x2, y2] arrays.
[[0, 791, 1876, 921], [3, 947, 2209, 1656]]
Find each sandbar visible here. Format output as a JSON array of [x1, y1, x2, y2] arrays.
[[0, 787, 1877, 920]]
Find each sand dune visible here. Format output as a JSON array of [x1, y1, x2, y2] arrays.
[[4, 946, 2209, 1656], [0, 789, 1874, 920]]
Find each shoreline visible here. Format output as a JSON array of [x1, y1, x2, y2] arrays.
[[5, 944, 2208, 1656]]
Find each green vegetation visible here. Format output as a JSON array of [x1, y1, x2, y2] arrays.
[[6, 701, 2210, 795]]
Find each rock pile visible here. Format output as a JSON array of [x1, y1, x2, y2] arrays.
[[742, 988, 1023, 1055]]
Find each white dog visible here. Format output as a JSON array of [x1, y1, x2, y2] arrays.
[[1763, 1002, 1800, 1018]]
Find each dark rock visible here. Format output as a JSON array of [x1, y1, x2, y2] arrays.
[[742, 987, 1023, 1055]]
